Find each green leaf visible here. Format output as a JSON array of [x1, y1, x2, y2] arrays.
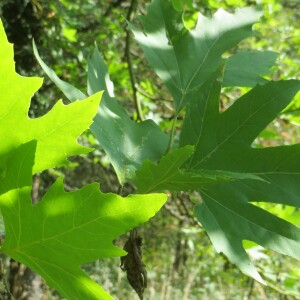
[[62, 27, 77, 42], [0, 141, 36, 195], [180, 76, 300, 279], [0, 20, 101, 174], [171, 0, 193, 11], [130, 0, 262, 111], [135, 145, 264, 193], [182, 80, 300, 175], [87, 47, 168, 183], [223, 51, 278, 87], [0, 141, 167, 300], [135, 145, 195, 193], [34, 44, 168, 184], [1, 21, 167, 299], [281, 90, 300, 116], [32, 40, 87, 101], [195, 186, 300, 284]]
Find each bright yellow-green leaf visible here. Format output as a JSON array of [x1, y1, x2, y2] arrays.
[[0, 19, 102, 174], [0, 141, 167, 299], [62, 27, 77, 42]]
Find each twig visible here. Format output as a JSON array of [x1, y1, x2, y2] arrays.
[[164, 203, 186, 221], [136, 85, 173, 102], [183, 268, 198, 300], [178, 193, 199, 227], [125, 0, 144, 121], [165, 112, 179, 153], [243, 277, 255, 300], [104, 0, 127, 17], [117, 184, 123, 195]]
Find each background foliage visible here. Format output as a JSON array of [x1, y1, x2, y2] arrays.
[[1, 0, 300, 299]]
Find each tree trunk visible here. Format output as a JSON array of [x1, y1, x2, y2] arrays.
[[9, 260, 43, 300]]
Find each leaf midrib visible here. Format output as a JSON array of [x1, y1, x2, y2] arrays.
[[202, 190, 299, 241], [192, 86, 297, 169], [11, 204, 142, 252]]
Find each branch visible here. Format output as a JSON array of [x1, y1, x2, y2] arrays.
[[104, 0, 127, 17], [136, 85, 173, 102], [124, 0, 144, 121]]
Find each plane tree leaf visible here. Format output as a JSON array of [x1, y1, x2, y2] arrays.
[[181, 80, 300, 179], [0, 21, 167, 299], [0, 140, 167, 300], [223, 51, 278, 87], [87, 47, 168, 183], [195, 190, 300, 284], [0, 20, 102, 174], [33, 44, 168, 184], [180, 76, 300, 280], [28, 0, 300, 290], [129, 1, 300, 282], [130, 0, 262, 111], [134, 145, 264, 194]]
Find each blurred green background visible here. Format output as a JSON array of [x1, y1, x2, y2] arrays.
[[1, 0, 300, 299]]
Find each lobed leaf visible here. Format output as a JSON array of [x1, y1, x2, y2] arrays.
[[0, 20, 102, 174], [30, 0, 300, 287], [132, 1, 300, 282], [135, 145, 263, 193], [34, 44, 168, 184], [0, 21, 167, 299], [181, 80, 300, 178], [223, 51, 278, 87], [196, 185, 300, 284], [130, 0, 262, 111], [0, 141, 167, 300], [180, 74, 300, 279]]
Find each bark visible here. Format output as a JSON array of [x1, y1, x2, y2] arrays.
[[0, 259, 11, 300], [9, 260, 43, 300]]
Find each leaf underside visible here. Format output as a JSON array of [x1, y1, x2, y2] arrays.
[[33, 43, 168, 184]]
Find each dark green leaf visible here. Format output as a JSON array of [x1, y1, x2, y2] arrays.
[[180, 77, 300, 279], [196, 185, 300, 283], [135, 145, 264, 193], [87, 47, 168, 183], [130, 0, 262, 111], [223, 51, 278, 87], [0, 142, 167, 300]]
